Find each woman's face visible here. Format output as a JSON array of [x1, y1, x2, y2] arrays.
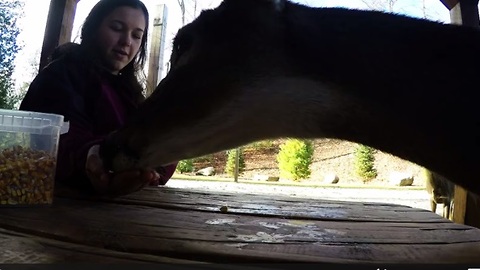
[[96, 6, 146, 74]]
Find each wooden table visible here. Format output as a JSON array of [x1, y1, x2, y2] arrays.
[[1, 184, 480, 267]]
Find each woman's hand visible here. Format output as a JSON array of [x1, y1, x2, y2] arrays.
[[85, 145, 160, 196]]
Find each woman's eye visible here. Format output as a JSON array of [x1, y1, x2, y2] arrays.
[[109, 22, 123, 31]]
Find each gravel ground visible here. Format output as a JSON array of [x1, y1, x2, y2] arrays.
[[167, 178, 440, 215]]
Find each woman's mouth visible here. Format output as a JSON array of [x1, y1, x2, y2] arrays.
[[113, 50, 128, 59]]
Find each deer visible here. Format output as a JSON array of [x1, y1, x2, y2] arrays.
[[423, 168, 455, 219], [99, 0, 480, 195]]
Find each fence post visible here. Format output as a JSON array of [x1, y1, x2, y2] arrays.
[[234, 148, 239, 182]]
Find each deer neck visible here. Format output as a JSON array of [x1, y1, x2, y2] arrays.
[[265, 6, 479, 187]]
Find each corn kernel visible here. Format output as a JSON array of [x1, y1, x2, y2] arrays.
[[0, 146, 55, 206]]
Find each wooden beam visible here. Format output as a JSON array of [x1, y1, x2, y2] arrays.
[[39, 0, 79, 71], [440, 0, 460, 10], [464, 192, 480, 228], [449, 0, 480, 26], [447, 0, 479, 226], [452, 186, 467, 223], [146, 4, 168, 96]]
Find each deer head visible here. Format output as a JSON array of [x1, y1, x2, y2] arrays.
[[100, 0, 480, 194]]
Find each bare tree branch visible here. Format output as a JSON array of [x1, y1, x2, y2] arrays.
[[177, 0, 186, 26], [422, 0, 427, 19], [360, 0, 398, 12], [388, 0, 398, 12], [193, 0, 198, 18]]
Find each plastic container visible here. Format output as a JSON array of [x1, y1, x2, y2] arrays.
[[0, 109, 69, 206]]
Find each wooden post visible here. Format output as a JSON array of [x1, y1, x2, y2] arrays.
[[464, 192, 480, 228], [234, 148, 240, 183], [39, 0, 79, 71], [146, 4, 168, 97], [452, 185, 467, 223], [449, 0, 480, 26], [442, 0, 479, 225]]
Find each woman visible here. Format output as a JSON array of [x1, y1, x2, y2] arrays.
[[20, 0, 177, 196]]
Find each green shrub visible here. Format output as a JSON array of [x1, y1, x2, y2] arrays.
[[248, 140, 276, 150], [354, 144, 377, 181], [176, 159, 194, 173], [276, 139, 314, 181], [225, 148, 245, 176], [191, 154, 214, 163]]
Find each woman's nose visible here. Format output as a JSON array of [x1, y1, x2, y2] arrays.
[[120, 34, 132, 46]]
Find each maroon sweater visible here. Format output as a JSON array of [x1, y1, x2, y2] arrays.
[[20, 46, 177, 193]]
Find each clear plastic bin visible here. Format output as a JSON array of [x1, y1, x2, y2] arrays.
[[0, 109, 69, 206]]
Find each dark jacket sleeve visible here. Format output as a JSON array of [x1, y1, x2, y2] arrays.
[[20, 59, 101, 192]]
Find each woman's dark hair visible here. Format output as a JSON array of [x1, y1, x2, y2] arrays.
[[48, 42, 80, 64], [80, 0, 150, 103]]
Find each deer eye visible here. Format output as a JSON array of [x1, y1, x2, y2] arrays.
[[171, 33, 193, 66], [175, 43, 185, 57]]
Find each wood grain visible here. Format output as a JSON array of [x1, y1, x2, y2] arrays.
[[1, 186, 479, 264]]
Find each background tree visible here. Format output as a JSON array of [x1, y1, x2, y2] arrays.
[[177, 0, 220, 26], [354, 144, 378, 182], [177, 0, 186, 26], [225, 148, 245, 177], [277, 139, 314, 181], [15, 48, 40, 100], [176, 159, 195, 174], [0, 0, 24, 109], [420, 0, 443, 21]]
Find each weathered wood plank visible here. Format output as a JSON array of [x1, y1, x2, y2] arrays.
[[94, 187, 447, 223], [1, 187, 480, 263], [56, 186, 445, 222], [0, 201, 474, 246], [0, 228, 201, 263]]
